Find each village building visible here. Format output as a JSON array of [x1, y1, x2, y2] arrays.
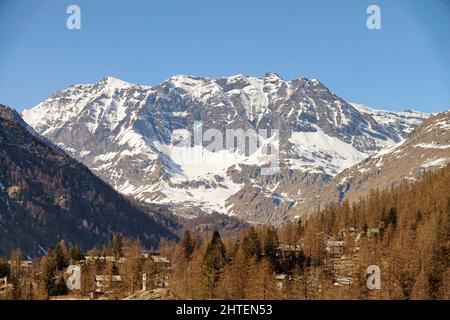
[[367, 228, 380, 237], [338, 227, 357, 238], [0, 277, 8, 289], [20, 260, 33, 269], [326, 240, 345, 256], [94, 275, 122, 293], [274, 274, 287, 289], [84, 256, 126, 264], [334, 276, 354, 286]]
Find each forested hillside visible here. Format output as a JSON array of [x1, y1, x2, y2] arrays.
[[1, 164, 448, 300], [0, 104, 177, 256], [166, 163, 450, 299]]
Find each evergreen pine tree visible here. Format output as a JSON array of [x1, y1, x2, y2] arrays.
[[182, 230, 194, 260], [113, 233, 124, 258], [0, 259, 10, 278], [203, 230, 227, 298], [263, 227, 279, 267], [54, 242, 69, 271], [242, 227, 262, 260], [10, 249, 22, 299], [69, 245, 85, 263]]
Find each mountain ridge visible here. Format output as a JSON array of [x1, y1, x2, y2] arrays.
[[293, 110, 450, 217], [22, 74, 431, 224]]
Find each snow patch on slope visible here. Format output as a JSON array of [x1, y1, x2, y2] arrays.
[[287, 127, 367, 175], [421, 158, 449, 169]]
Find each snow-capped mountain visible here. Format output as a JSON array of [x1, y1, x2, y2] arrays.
[[350, 103, 429, 138], [295, 110, 450, 217], [22, 73, 430, 224]]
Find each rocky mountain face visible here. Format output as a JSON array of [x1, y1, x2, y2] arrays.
[[22, 74, 429, 224], [295, 110, 450, 216], [0, 104, 177, 256]]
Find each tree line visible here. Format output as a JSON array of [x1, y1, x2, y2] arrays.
[[165, 164, 450, 300], [1, 164, 449, 300]]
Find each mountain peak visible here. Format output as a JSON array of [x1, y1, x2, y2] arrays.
[[1, 104, 35, 133], [264, 72, 283, 81], [169, 74, 211, 83], [0, 103, 26, 118], [0, 103, 17, 119], [99, 76, 134, 89]]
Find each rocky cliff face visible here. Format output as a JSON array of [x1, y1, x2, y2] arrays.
[[22, 74, 429, 224]]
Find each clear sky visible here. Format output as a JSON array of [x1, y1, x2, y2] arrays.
[[0, 0, 449, 112]]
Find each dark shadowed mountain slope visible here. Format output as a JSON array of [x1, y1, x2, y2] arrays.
[[0, 104, 177, 257]]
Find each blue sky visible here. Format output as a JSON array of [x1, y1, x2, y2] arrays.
[[0, 0, 449, 112]]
